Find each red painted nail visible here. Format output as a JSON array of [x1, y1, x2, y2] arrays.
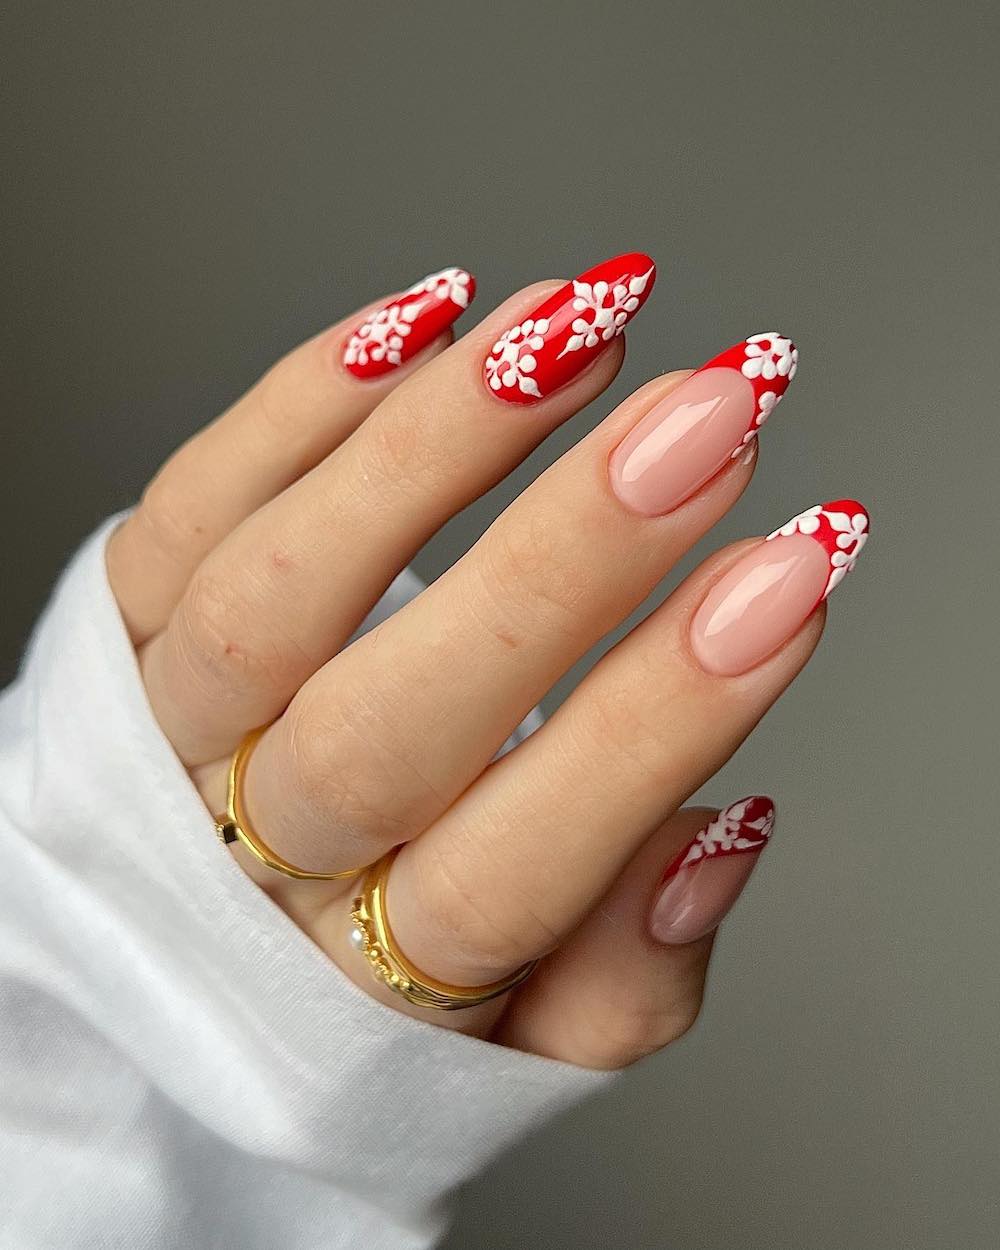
[[483, 252, 656, 404], [344, 267, 476, 378], [650, 797, 775, 945], [765, 499, 871, 604]]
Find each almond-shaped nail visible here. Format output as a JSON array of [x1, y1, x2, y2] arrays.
[[649, 797, 775, 945], [609, 332, 798, 516], [690, 499, 871, 677], [483, 252, 656, 404], [344, 267, 476, 378]]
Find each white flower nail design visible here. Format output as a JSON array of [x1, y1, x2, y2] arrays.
[[766, 501, 870, 600], [344, 299, 426, 369], [406, 266, 473, 309], [676, 797, 776, 872], [742, 332, 798, 382], [556, 265, 655, 359], [482, 254, 656, 404], [755, 389, 780, 425], [770, 504, 824, 539], [484, 319, 549, 399], [344, 267, 476, 377]]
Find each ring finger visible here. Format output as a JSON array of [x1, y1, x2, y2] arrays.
[[365, 497, 869, 997], [107, 273, 470, 643]]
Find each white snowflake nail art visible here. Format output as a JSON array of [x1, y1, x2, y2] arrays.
[[344, 267, 475, 378], [662, 796, 776, 881], [483, 252, 656, 405], [767, 500, 870, 600]]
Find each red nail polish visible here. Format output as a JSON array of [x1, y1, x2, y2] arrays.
[[766, 499, 871, 604], [344, 267, 475, 378], [483, 252, 656, 404], [650, 797, 775, 945], [698, 332, 798, 459]]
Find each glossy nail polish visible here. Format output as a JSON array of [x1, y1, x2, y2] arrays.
[[649, 797, 775, 945], [690, 500, 870, 676], [344, 267, 476, 378], [483, 252, 656, 404], [609, 332, 798, 516]]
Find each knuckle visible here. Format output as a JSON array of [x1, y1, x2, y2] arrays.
[[285, 701, 368, 821], [475, 512, 585, 644], [577, 991, 704, 1070], [667, 997, 704, 1044], [412, 842, 549, 979], [252, 364, 296, 438], [570, 676, 675, 790], [174, 570, 288, 700], [283, 693, 414, 850], [358, 399, 448, 500], [136, 467, 203, 570]]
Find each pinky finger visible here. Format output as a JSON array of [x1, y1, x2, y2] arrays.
[[107, 275, 469, 643], [497, 800, 775, 1069]]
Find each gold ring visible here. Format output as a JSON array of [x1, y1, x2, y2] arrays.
[[349, 846, 537, 1011], [215, 727, 365, 882]]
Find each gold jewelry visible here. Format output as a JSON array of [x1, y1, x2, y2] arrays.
[[349, 846, 537, 1010], [215, 727, 364, 882]]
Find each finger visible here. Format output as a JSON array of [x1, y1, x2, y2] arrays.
[[385, 499, 870, 985], [498, 800, 774, 1067], [234, 328, 795, 874], [107, 269, 474, 642], [145, 253, 653, 765], [309, 801, 771, 1047]]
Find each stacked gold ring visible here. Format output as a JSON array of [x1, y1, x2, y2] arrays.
[[215, 727, 364, 881], [350, 847, 538, 1011], [217, 726, 538, 1009]]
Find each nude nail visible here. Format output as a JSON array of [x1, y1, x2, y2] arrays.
[[690, 499, 871, 676], [609, 333, 798, 516], [649, 797, 775, 945]]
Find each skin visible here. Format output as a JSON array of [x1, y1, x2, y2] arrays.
[[106, 275, 825, 1068]]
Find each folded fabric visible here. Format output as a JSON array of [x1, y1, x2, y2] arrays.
[[0, 519, 610, 1250]]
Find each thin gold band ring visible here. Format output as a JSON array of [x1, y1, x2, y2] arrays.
[[215, 727, 365, 882]]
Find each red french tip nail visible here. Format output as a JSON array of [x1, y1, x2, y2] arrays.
[[695, 331, 799, 458], [483, 251, 656, 405], [765, 499, 871, 603], [343, 267, 476, 378], [661, 796, 776, 884], [650, 797, 775, 946]]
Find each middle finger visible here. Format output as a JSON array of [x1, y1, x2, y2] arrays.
[[383, 496, 868, 988]]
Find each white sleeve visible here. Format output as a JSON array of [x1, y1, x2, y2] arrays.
[[0, 519, 610, 1250]]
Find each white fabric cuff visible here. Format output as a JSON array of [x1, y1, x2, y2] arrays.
[[0, 520, 609, 1249]]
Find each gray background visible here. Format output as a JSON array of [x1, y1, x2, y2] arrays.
[[3, 2, 997, 1247]]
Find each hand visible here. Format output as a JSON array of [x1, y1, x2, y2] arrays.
[[106, 255, 868, 1067]]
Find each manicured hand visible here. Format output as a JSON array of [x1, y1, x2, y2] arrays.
[[107, 255, 869, 1066]]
